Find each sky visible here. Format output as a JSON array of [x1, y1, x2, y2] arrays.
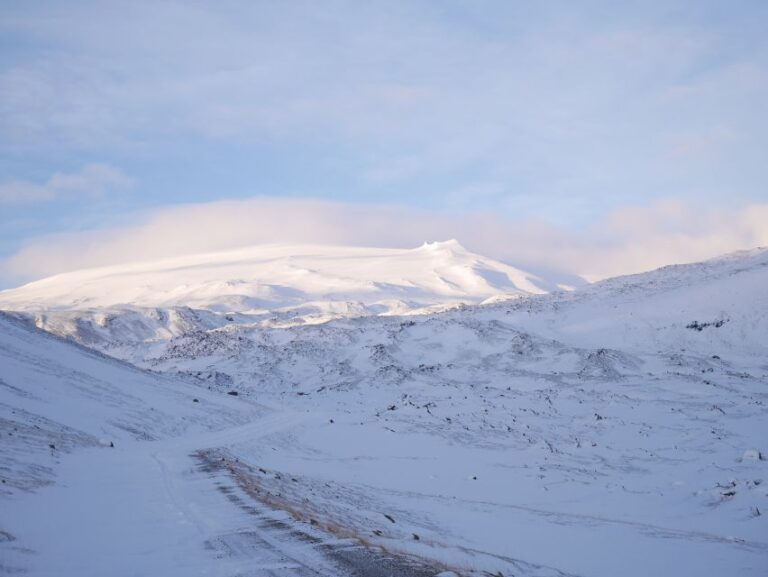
[[1, 0, 767, 287]]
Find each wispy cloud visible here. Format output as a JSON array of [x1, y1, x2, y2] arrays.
[[0, 164, 132, 204], [2, 197, 766, 286], [1, 2, 766, 209]]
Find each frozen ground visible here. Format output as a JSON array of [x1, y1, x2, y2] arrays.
[[1, 247, 767, 576]]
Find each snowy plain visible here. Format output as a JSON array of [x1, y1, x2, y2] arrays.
[[1, 243, 766, 576]]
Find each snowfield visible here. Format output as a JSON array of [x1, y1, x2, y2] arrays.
[[1, 245, 767, 576]]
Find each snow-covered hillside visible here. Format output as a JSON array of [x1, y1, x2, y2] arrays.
[[0, 312, 252, 496], [0, 313, 442, 577], [0, 241, 565, 346], [498, 245, 768, 357], [1, 247, 766, 577]]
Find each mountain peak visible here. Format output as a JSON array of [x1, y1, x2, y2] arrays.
[[417, 239, 467, 253]]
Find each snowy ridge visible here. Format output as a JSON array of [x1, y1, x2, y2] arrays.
[[491, 245, 768, 356]]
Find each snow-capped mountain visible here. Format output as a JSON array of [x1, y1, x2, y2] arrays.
[[0, 239, 557, 310], [0, 240, 565, 345]]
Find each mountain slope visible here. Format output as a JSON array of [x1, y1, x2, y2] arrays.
[[490, 245, 768, 357], [0, 311, 252, 496]]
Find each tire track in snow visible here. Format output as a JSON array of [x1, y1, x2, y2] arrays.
[[152, 410, 445, 576]]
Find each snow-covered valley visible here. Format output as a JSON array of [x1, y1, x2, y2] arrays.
[[1, 244, 767, 576]]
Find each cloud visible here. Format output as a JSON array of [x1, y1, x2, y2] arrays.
[[0, 4, 766, 288], [0, 164, 132, 204], [2, 196, 766, 286], [1, 1, 766, 213]]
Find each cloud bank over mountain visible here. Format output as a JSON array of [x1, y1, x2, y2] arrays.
[[3, 197, 766, 286]]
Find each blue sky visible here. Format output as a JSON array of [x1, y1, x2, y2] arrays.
[[1, 1, 767, 286]]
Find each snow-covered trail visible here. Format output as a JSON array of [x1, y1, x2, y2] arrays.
[[1, 410, 443, 577], [2, 411, 303, 576]]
